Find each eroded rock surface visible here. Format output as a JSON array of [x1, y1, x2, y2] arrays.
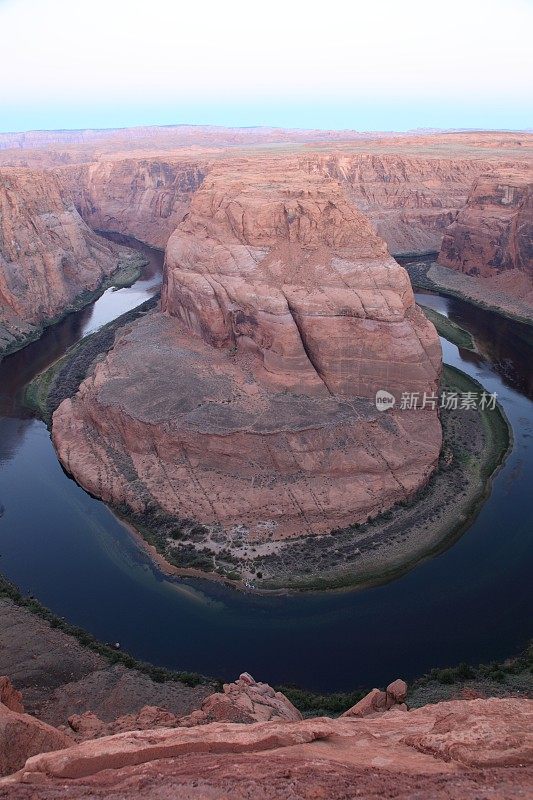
[[0, 676, 23, 713], [52, 162, 442, 542], [303, 152, 498, 255], [0, 168, 123, 356], [438, 169, 533, 305], [180, 672, 303, 726], [162, 162, 441, 399], [67, 672, 302, 740], [1, 696, 531, 798], [0, 693, 71, 777], [76, 158, 207, 248]]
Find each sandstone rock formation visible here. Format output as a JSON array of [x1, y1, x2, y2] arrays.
[[66, 706, 181, 741], [0, 168, 125, 357], [1, 132, 529, 363], [302, 152, 494, 254], [3, 130, 529, 257], [438, 169, 533, 304], [162, 161, 441, 398], [1, 695, 531, 798], [180, 672, 302, 726], [342, 678, 408, 717], [66, 672, 302, 740], [75, 158, 207, 249], [52, 162, 442, 542], [0, 675, 23, 713], [0, 679, 71, 777]]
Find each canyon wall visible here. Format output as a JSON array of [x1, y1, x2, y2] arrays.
[[0, 168, 124, 357], [2, 130, 529, 258], [70, 158, 208, 249], [438, 169, 532, 277], [52, 162, 442, 542], [301, 153, 513, 255], [0, 155, 208, 358], [67, 151, 489, 257]]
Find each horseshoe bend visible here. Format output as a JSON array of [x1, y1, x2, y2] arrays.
[[50, 161, 443, 553], [3, 132, 525, 588], [2, 2, 533, 795]]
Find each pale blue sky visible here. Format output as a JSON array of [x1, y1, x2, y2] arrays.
[[1, 0, 531, 133]]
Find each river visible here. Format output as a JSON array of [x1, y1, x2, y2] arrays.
[[0, 239, 531, 692]]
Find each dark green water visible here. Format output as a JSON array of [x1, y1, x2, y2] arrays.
[[0, 243, 531, 691]]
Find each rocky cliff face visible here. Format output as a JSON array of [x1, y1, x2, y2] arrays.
[[1, 673, 532, 798], [438, 170, 533, 292], [0, 168, 123, 357], [51, 162, 441, 543], [162, 161, 441, 399], [74, 158, 207, 248], [301, 153, 506, 255]]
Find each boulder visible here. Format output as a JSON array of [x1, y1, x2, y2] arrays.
[[387, 678, 408, 703], [180, 673, 302, 726], [342, 688, 389, 718], [67, 706, 181, 741], [342, 678, 408, 718], [0, 701, 71, 777]]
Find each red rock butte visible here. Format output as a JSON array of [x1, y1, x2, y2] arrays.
[[52, 161, 442, 540]]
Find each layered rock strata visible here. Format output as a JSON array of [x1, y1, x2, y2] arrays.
[[438, 169, 533, 303], [74, 158, 207, 248], [0, 168, 125, 356], [52, 163, 442, 542], [302, 153, 513, 255]]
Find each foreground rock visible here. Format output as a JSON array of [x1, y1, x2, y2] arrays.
[[438, 169, 533, 306], [1, 696, 531, 798], [0, 168, 126, 357], [0, 679, 71, 777], [52, 161, 441, 546], [67, 672, 302, 740], [0, 675, 23, 713], [342, 678, 408, 717], [180, 672, 302, 726]]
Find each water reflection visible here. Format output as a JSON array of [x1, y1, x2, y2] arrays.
[[415, 290, 533, 398]]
